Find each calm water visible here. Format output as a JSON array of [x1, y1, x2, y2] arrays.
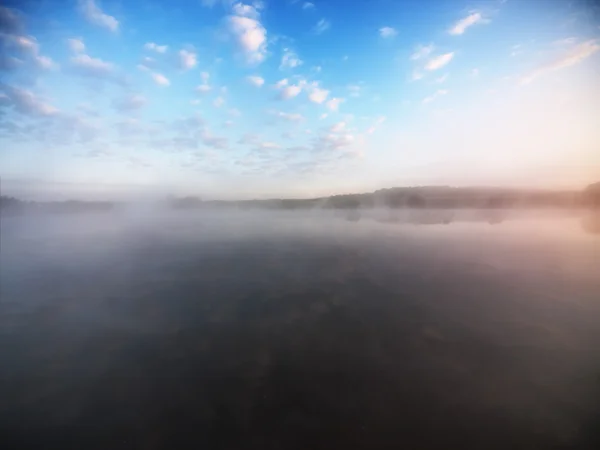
[[1, 210, 599, 449]]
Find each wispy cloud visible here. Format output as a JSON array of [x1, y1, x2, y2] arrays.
[[280, 48, 303, 70], [145, 42, 168, 53], [71, 54, 114, 78], [112, 94, 147, 112], [520, 39, 600, 85], [410, 43, 434, 60], [422, 89, 448, 104], [313, 18, 330, 34], [78, 0, 118, 33], [448, 12, 486, 35], [425, 52, 454, 71], [178, 49, 197, 70], [67, 38, 85, 53], [379, 27, 397, 38], [1, 84, 58, 116], [151, 72, 170, 86], [302, 2, 315, 10], [246, 75, 265, 87]]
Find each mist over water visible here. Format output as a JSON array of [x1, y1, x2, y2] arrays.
[[1, 210, 599, 449]]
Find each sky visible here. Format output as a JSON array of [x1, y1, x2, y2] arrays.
[[0, 0, 599, 200]]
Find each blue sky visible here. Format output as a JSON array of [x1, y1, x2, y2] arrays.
[[1, 0, 599, 200]]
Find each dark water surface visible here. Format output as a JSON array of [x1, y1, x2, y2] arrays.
[[1, 211, 599, 449]]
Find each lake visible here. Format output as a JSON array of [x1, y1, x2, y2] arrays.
[[1, 210, 599, 449]]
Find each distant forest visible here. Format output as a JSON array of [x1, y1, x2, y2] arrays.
[[1, 183, 599, 215]]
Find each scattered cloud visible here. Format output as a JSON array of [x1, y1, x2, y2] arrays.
[[425, 52, 454, 71], [246, 75, 265, 87], [520, 39, 600, 85], [78, 0, 119, 33], [112, 94, 147, 112], [145, 42, 168, 53], [279, 80, 302, 100], [178, 49, 197, 70], [422, 89, 448, 104], [213, 96, 225, 107], [307, 84, 329, 104], [379, 27, 397, 38], [67, 38, 85, 53], [280, 48, 303, 70], [410, 43, 434, 60], [553, 37, 577, 46], [71, 54, 114, 78], [275, 111, 304, 122], [330, 121, 346, 133], [326, 97, 344, 111], [151, 72, 170, 86], [347, 84, 361, 97], [435, 73, 448, 83], [226, 5, 267, 64], [195, 84, 211, 94], [313, 18, 330, 34], [1, 84, 58, 116], [411, 70, 423, 81], [200, 71, 210, 83], [470, 68, 479, 78], [448, 12, 486, 36], [302, 2, 315, 10], [201, 129, 229, 150]]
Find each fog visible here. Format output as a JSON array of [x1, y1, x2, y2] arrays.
[[1, 210, 599, 449]]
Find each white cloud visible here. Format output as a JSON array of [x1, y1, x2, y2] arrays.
[[1, 84, 58, 116], [302, 2, 315, 9], [178, 49, 197, 70], [379, 27, 397, 38], [326, 97, 344, 111], [425, 52, 454, 71], [258, 141, 281, 150], [276, 111, 304, 122], [195, 84, 211, 94], [71, 54, 114, 77], [308, 85, 329, 104], [520, 39, 600, 85], [422, 89, 448, 104], [410, 43, 434, 60], [226, 7, 267, 64], [470, 68, 479, 78], [411, 70, 423, 81], [347, 84, 361, 97], [145, 42, 168, 53], [213, 96, 225, 107], [313, 18, 330, 34], [8, 35, 38, 54], [279, 84, 302, 100], [330, 121, 346, 133], [229, 108, 241, 117], [34, 55, 56, 70], [200, 71, 210, 83], [280, 48, 303, 70], [113, 94, 147, 112], [449, 12, 485, 36], [435, 73, 448, 83], [275, 78, 288, 88], [151, 72, 170, 86], [246, 75, 264, 86], [67, 38, 85, 53], [319, 113, 328, 120], [232, 2, 260, 19], [79, 0, 118, 32]]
